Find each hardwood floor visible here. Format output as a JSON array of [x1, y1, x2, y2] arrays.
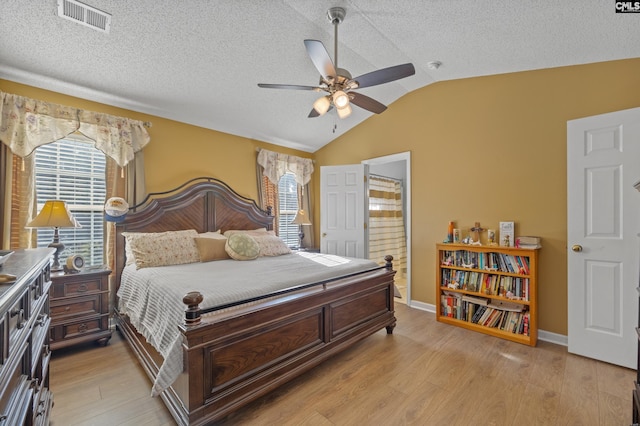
[[49, 303, 635, 425]]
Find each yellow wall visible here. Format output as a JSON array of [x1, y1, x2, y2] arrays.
[[0, 80, 312, 201], [3, 57, 639, 336], [315, 58, 640, 335]]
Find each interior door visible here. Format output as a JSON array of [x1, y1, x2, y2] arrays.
[[320, 164, 367, 257], [567, 107, 640, 368]]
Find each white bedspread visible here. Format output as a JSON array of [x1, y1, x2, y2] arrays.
[[116, 252, 379, 396]]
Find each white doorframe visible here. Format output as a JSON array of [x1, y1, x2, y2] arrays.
[[363, 152, 412, 305]]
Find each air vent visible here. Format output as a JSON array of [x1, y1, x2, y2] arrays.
[[57, 0, 111, 33]]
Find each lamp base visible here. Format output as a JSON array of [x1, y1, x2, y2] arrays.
[[48, 240, 64, 272]]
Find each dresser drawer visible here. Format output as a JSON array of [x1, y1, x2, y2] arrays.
[[6, 292, 28, 352], [50, 294, 103, 322]]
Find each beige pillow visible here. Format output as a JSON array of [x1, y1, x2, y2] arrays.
[[252, 234, 292, 256], [223, 228, 270, 237], [198, 230, 225, 239], [225, 233, 260, 260], [195, 237, 231, 262], [122, 230, 199, 268]]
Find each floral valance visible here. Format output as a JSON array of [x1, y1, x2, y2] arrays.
[[0, 91, 150, 167], [257, 148, 314, 186]]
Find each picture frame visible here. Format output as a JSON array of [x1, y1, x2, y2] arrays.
[[499, 221, 515, 247]]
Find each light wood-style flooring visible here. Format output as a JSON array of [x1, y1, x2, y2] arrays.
[[50, 303, 635, 425]]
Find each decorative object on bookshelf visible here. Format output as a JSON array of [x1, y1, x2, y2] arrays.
[[499, 221, 515, 247], [487, 229, 496, 245], [436, 243, 539, 346], [516, 236, 542, 249], [453, 228, 460, 243], [447, 221, 455, 243], [470, 221, 485, 244]]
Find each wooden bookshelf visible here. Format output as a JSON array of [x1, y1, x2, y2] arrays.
[[435, 243, 539, 346]]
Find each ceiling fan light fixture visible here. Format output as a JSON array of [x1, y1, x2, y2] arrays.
[[337, 103, 352, 119], [333, 90, 350, 109], [313, 96, 331, 115]]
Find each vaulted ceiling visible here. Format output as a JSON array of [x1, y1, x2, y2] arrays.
[[1, 1, 638, 152]]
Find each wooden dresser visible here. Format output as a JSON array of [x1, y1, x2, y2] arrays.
[[0, 248, 54, 425], [49, 267, 112, 350]]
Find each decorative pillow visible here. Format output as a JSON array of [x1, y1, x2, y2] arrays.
[[195, 237, 231, 262], [252, 234, 292, 256], [225, 233, 260, 261], [122, 230, 199, 268]]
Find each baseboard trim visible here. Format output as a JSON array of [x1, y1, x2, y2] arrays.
[[407, 300, 436, 313], [537, 330, 568, 346], [405, 300, 568, 347]]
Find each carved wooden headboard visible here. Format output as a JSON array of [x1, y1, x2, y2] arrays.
[[114, 177, 273, 289]]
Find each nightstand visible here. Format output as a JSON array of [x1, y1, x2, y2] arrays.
[[49, 267, 112, 350]]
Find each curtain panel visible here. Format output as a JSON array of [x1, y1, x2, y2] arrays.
[[257, 148, 314, 186], [256, 149, 315, 245], [368, 175, 407, 279], [0, 91, 150, 167]]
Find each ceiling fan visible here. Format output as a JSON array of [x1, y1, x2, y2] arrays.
[[257, 7, 415, 119]]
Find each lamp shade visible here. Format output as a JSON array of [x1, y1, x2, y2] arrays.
[[291, 209, 312, 226], [336, 103, 352, 119], [313, 96, 331, 116], [26, 200, 78, 228], [333, 91, 350, 109]]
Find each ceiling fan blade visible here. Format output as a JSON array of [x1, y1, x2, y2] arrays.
[[353, 63, 415, 88], [304, 39, 337, 81], [350, 92, 387, 114], [257, 83, 320, 91]]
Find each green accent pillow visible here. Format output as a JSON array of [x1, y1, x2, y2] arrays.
[[225, 233, 260, 260]]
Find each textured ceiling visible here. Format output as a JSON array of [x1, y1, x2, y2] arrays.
[[1, 1, 638, 152]]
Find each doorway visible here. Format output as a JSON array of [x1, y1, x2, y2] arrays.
[[363, 152, 411, 305]]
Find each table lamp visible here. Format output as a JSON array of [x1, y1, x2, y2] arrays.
[[26, 200, 80, 271], [291, 209, 312, 249]]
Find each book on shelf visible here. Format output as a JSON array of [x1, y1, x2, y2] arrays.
[[487, 300, 525, 312], [461, 295, 489, 305], [499, 221, 515, 247], [517, 236, 540, 245]]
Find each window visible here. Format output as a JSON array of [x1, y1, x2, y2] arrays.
[[34, 138, 106, 265], [277, 173, 300, 248]]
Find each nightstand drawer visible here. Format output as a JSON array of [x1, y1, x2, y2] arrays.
[[50, 316, 109, 343], [51, 294, 102, 322], [51, 277, 104, 298]]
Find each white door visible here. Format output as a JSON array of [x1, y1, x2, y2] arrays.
[[567, 107, 640, 368], [320, 164, 367, 257]]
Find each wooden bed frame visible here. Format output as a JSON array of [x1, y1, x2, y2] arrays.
[[113, 177, 397, 425]]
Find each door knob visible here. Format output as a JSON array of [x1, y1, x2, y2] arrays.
[[322, 233, 327, 237], [571, 244, 583, 252]]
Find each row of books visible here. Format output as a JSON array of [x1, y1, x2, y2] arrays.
[[441, 269, 530, 300], [441, 250, 530, 275], [440, 293, 530, 335]]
